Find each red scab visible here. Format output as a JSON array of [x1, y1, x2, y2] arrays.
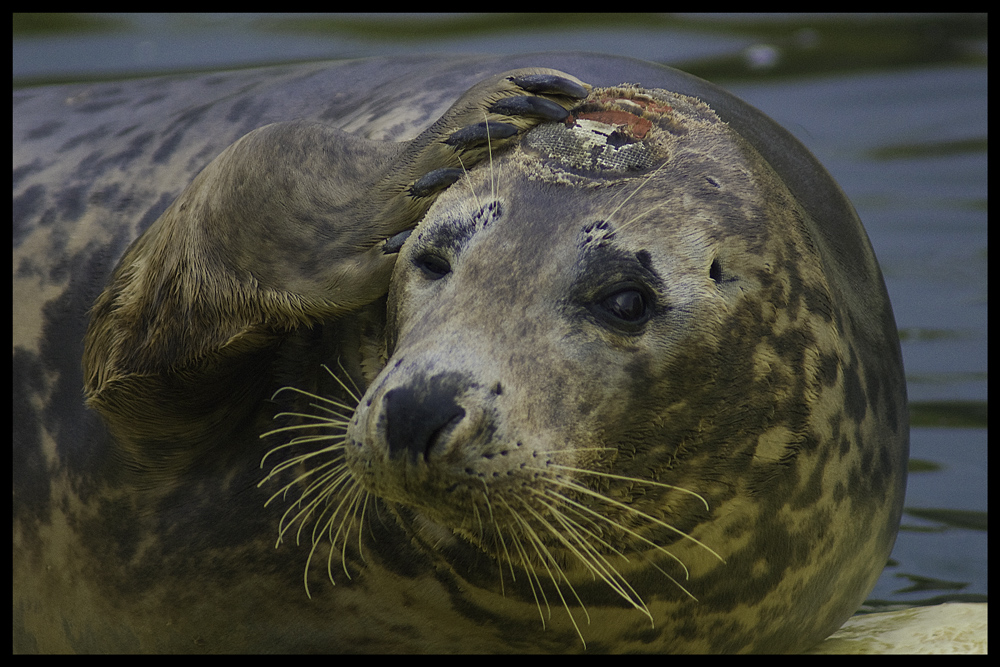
[[633, 97, 673, 115], [579, 110, 639, 127], [595, 94, 673, 116], [631, 117, 652, 139], [576, 110, 653, 140]]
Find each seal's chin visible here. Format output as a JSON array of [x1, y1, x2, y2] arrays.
[[392, 498, 572, 573], [400, 506, 466, 549]]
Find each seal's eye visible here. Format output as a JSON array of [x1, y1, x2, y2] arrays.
[[593, 287, 651, 331], [604, 289, 647, 321], [414, 253, 451, 279]]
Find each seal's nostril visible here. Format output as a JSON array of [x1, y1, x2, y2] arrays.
[[383, 376, 466, 464]]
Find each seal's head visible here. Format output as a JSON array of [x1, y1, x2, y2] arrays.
[[279, 86, 906, 652]]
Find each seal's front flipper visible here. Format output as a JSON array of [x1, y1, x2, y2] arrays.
[[81, 68, 590, 460], [371, 68, 590, 236], [505, 73, 589, 99], [408, 167, 466, 198], [383, 230, 413, 255]]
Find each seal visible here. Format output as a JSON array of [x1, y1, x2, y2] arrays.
[[13, 54, 908, 653]]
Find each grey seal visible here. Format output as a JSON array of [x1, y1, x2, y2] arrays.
[[13, 53, 907, 653]]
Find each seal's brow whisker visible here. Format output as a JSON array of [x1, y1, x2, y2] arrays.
[[484, 111, 496, 203], [617, 197, 674, 234], [604, 158, 671, 232], [456, 153, 482, 213]]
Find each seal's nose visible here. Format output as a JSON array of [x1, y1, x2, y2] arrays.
[[383, 374, 466, 464]]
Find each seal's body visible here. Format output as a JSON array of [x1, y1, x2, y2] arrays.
[[13, 54, 907, 653]]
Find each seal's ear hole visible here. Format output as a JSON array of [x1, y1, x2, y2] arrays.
[[414, 252, 451, 280], [709, 258, 722, 284]]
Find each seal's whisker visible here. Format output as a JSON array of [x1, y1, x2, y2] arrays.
[[305, 485, 360, 567], [298, 403, 353, 421], [268, 407, 350, 423], [292, 456, 345, 499], [262, 435, 345, 466], [501, 510, 550, 627], [260, 437, 346, 483], [536, 481, 698, 584], [481, 481, 517, 595], [535, 471, 724, 564], [515, 497, 592, 621], [256, 357, 373, 598], [510, 514, 556, 624], [539, 446, 617, 457], [270, 384, 357, 412], [538, 485, 699, 602], [603, 158, 671, 232], [535, 464, 726, 563], [259, 426, 346, 468], [302, 479, 356, 598], [326, 482, 368, 580], [484, 111, 497, 203], [617, 197, 675, 234], [322, 361, 363, 404], [280, 461, 350, 545], [546, 462, 711, 511], [455, 153, 482, 214], [299, 470, 367, 597], [264, 454, 336, 506], [263, 419, 347, 436], [303, 480, 345, 547], [509, 498, 590, 648], [530, 490, 654, 624], [355, 489, 372, 564]]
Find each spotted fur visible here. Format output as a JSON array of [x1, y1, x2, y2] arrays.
[[13, 55, 907, 653]]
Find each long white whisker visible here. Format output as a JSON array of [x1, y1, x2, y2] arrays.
[[604, 158, 670, 232], [544, 462, 711, 512], [538, 473, 723, 563], [530, 490, 654, 624]]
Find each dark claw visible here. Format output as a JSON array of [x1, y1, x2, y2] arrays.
[[383, 229, 413, 255], [508, 74, 589, 100], [488, 96, 569, 122], [409, 167, 465, 198], [444, 121, 519, 150]]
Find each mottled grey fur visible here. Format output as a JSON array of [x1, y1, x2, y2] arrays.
[[13, 54, 907, 653]]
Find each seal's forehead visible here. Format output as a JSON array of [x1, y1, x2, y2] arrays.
[[521, 85, 728, 180]]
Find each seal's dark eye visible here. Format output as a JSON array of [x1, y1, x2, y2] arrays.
[[414, 253, 451, 279], [603, 289, 647, 322], [593, 287, 651, 331]]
